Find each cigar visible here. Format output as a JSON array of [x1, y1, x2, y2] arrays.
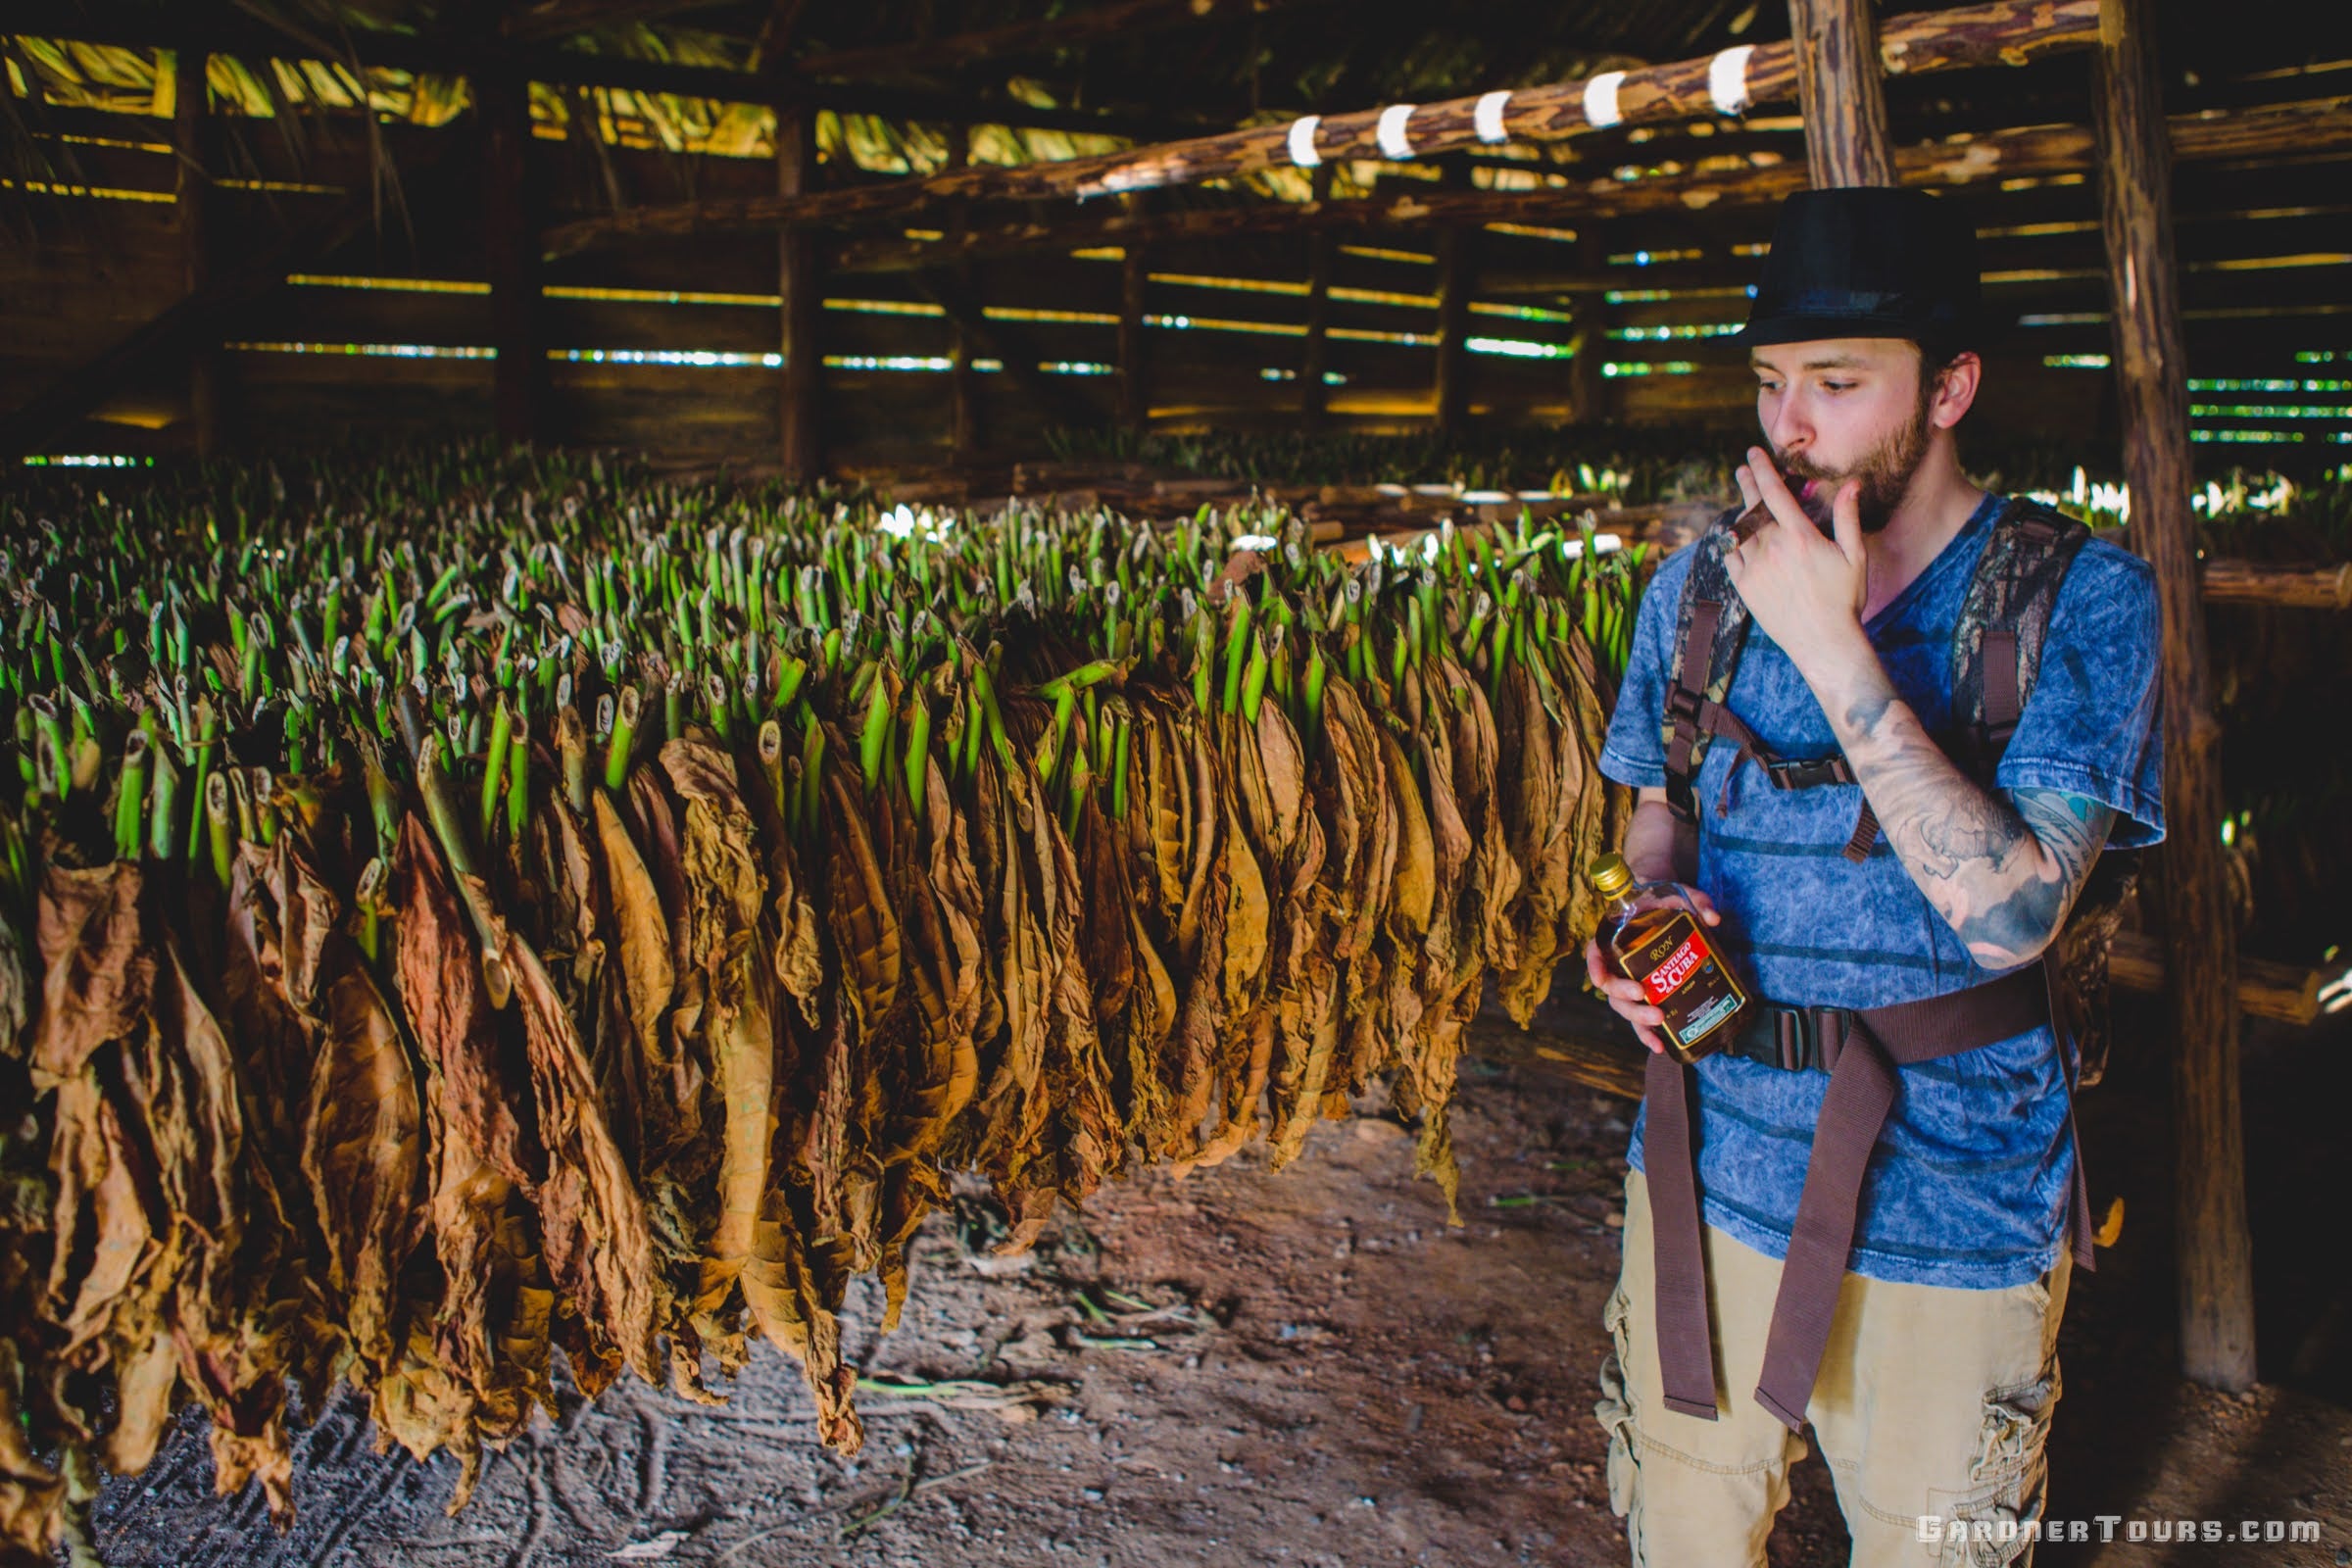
[[1730, 499, 1775, 545]]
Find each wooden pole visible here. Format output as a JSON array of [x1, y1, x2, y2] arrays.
[[480, 68, 544, 446], [1569, 228, 1609, 426], [943, 125, 982, 458], [1117, 234, 1150, 435], [777, 105, 823, 483], [2093, 0, 2256, 1392], [1300, 164, 1335, 430], [171, 46, 221, 459], [1433, 222, 1472, 433], [1788, 0, 1897, 186]]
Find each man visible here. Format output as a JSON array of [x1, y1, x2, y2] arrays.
[[1582, 186, 2166, 1565]]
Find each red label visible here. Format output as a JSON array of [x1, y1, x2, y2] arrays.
[[1641, 930, 1712, 1004]]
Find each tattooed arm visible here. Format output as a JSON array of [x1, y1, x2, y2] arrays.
[[1819, 662, 2114, 969]]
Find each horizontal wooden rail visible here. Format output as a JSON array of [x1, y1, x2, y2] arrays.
[[2108, 932, 2326, 1024], [1332, 513, 2352, 612], [545, 0, 2100, 257]]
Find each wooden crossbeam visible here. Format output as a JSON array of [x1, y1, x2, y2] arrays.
[[809, 97, 2352, 276], [542, 0, 2101, 255]]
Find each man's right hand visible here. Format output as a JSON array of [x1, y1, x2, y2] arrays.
[[1583, 885, 1723, 1055]]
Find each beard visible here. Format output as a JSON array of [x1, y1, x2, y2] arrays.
[[1773, 384, 1935, 535]]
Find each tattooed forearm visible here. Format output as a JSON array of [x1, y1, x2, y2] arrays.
[[1818, 656, 2115, 968]]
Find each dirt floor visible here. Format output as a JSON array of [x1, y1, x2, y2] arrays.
[[82, 989, 2351, 1568]]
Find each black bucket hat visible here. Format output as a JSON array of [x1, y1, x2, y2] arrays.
[[1734, 187, 1982, 357]]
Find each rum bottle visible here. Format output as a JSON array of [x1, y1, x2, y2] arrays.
[[1591, 852, 1751, 1064]]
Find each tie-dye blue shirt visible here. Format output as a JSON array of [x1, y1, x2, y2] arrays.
[[1597, 492, 2166, 1289]]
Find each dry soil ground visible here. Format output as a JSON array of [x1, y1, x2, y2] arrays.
[[82, 990, 2350, 1568]]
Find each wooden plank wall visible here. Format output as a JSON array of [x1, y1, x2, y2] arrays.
[[6, 103, 2349, 469]]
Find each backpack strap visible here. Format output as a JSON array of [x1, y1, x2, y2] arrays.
[[1660, 509, 1753, 824], [1951, 496, 2092, 774]]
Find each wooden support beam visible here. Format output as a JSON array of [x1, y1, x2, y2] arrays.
[[778, 105, 823, 483], [481, 68, 545, 446], [2108, 933, 2325, 1025], [1433, 224, 1473, 432], [808, 94, 2352, 279], [171, 45, 221, 459], [2197, 560, 2352, 610], [941, 126, 983, 459], [2094, 0, 2255, 1394], [1300, 166, 1336, 431], [1117, 235, 1150, 435], [1788, 0, 1896, 186], [545, 0, 2102, 251], [1568, 229, 1610, 425]]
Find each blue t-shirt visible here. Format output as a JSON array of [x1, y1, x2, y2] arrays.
[[1597, 492, 2166, 1289]]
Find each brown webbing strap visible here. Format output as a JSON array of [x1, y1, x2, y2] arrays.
[[2043, 956, 2100, 1277], [1840, 801, 1880, 863], [1983, 627, 2022, 732], [1643, 1050, 1722, 1419], [1663, 599, 1726, 821], [1748, 964, 2054, 1431]]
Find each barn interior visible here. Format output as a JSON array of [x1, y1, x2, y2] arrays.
[[4, 0, 2351, 1562]]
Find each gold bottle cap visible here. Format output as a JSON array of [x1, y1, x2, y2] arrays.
[[1590, 852, 1633, 898]]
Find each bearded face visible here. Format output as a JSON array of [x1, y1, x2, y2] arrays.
[[1771, 362, 1940, 535]]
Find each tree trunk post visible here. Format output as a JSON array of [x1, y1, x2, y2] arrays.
[[1433, 226, 1473, 434], [2093, 0, 2256, 1392], [172, 47, 222, 459], [1117, 231, 1150, 435], [1788, 0, 1897, 186], [1569, 228, 1611, 426], [777, 105, 823, 483], [943, 124, 982, 458], [480, 67, 544, 447], [1299, 163, 1335, 430]]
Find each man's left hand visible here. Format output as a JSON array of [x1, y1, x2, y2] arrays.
[[1725, 446, 1870, 683]]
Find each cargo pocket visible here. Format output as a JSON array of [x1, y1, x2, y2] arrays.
[[1933, 1365, 2062, 1568], [1595, 1282, 1642, 1523]]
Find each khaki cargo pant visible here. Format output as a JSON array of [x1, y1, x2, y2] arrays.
[[1594, 1169, 2073, 1567]]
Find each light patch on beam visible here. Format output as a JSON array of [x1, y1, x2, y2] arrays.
[[1071, 246, 1125, 260], [1152, 271, 1310, 298], [228, 340, 495, 359], [1147, 314, 1306, 338], [289, 273, 489, 295], [0, 178, 174, 202], [1612, 321, 1741, 340], [22, 454, 153, 466], [825, 355, 952, 370], [1341, 244, 1438, 265], [1332, 285, 1440, 309], [2190, 403, 2352, 417], [563, 348, 777, 366], [987, 305, 1120, 324], [1466, 337, 1567, 359], [1607, 284, 1755, 303], [2041, 353, 2112, 368], [1470, 302, 1576, 322], [1329, 326, 1435, 346], [556, 283, 782, 307], [1608, 248, 1705, 267], [825, 297, 948, 317], [1601, 361, 1698, 377], [2190, 429, 2305, 443], [1484, 222, 1580, 245]]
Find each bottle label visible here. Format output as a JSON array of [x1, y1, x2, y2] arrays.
[[1639, 930, 1714, 1004], [1616, 909, 1749, 1056]]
